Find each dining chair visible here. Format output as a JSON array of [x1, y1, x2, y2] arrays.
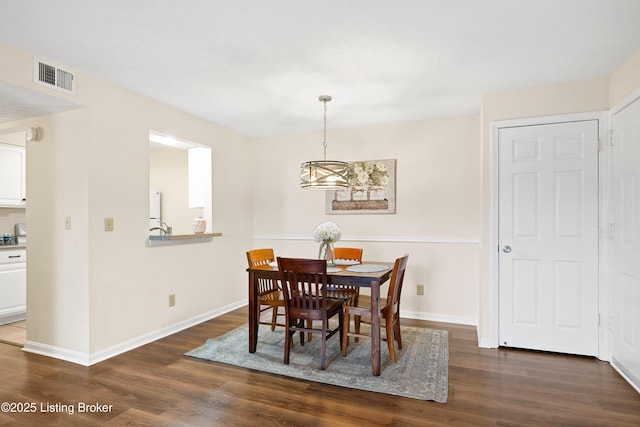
[[341, 254, 409, 363], [328, 247, 364, 306], [334, 247, 363, 263], [277, 257, 344, 370], [246, 248, 285, 331]]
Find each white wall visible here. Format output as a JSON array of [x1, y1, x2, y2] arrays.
[[252, 115, 481, 324], [610, 48, 640, 107], [0, 41, 254, 363], [85, 76, 254, 358]]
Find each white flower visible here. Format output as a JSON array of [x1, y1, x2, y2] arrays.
[[313, 221, 342, 242], [357, 171, 370, 185], [376, 162, 387, 172]]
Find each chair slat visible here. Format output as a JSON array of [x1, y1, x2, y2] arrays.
[[277, 257, 344, 370]]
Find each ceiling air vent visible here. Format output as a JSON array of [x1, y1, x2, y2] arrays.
[[33, 58, 76, 95]]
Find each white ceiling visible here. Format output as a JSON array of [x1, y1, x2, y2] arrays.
[[1, 0, 639, 137]]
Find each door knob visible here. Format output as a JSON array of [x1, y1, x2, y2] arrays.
[[502, 245, 512, 253]]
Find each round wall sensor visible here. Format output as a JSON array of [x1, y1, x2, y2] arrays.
[[25, 127, 40, 142]]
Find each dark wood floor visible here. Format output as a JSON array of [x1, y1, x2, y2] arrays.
[[0, 307, 639, 426]]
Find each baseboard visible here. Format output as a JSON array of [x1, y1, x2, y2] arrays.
[[21, 303, 482, 366], [477, 337, 497, 349], [611, 358, 640, 395], [402, 310, 477, 327], [22, 341, 91, 365], [22, 299, 246, 366], [0, 311, 26, 326]]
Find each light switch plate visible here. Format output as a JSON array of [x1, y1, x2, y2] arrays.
[[104, 217, 114, 231]]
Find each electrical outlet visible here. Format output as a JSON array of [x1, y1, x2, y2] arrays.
[[169, 294, 176, 307], [416, 284, 424, 295], [104, 217, 114, 231]]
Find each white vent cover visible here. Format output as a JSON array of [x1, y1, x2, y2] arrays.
[[33, 58, 76, 95]]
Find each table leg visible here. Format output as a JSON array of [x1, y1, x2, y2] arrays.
[[248, 270, 258, 353], [370, 279, 381, 376]]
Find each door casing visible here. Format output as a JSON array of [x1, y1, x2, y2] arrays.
[[608, 90, 640, 392], [490, 111, 609, 361]]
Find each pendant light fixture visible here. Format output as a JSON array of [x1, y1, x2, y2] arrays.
[[300, 95, 349, 189]]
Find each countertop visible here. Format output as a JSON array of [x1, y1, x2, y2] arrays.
[[148, 232, 222, 246], [0, 245, 26, 251]]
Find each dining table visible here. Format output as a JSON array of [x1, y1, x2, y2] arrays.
[[247, 260, 394, 376]]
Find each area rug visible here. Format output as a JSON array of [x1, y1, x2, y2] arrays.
[[185, 323, 448, 403]]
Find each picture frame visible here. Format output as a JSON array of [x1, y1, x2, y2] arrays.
[[325, 158, 396, 214]]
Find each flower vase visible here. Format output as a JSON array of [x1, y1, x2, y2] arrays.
[[318, 240, 335, 266], [352, 186, 368, 201], [369, 185, 385, 201], [192, 217, 206, 234], [335, 188, 351, 202]]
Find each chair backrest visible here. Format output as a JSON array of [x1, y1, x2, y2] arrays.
[[382, 254, 409, 318], [277, 257, 329, 316], [246, 248, 275, 267], [247, 248, 279, 296], [334, 247, 363, 262]]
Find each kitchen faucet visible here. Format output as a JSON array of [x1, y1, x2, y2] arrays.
[[150, 222, 172, 235], [160, 222, 172, 235]]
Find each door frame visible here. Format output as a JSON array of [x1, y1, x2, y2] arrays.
[[490, 111, 610, 361], [608, 87, 640, 392]]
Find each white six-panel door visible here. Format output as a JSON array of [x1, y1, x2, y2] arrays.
[[499, 120, 599, 356], [611, 99, 640, 387]]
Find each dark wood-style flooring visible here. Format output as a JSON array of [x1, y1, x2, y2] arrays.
[[1, 307, 639, 426]]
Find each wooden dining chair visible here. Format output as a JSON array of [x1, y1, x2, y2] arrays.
[[277, 257, 344, 370], [328, 247, 364, 306], [341, 254, 409, 363], [334, 247, 363, 263], [246, 248, 285, 331]]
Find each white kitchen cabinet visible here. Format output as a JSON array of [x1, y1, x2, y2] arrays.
[[0, 249, 26, 325], [0, 143, 26, 207]]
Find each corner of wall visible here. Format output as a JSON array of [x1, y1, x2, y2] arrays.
[[609, 48, 640, 107]]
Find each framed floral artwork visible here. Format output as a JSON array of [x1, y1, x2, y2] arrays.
[[325, 159, 396, 214]]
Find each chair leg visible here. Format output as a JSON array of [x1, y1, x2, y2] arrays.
[[306, 320, 313, 342], [354, 315, 361, 343], [338, 307, 344, 351], [320, 321, 327, 370], [284, 319, 292, 365], [341, 309, 350, 357], [385, 318, 397, 363], [393, 317, 402, 350], [299, 319, 306, 346], [270, 306, 278, 331]]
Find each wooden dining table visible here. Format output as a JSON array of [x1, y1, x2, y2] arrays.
[[247, 261, 394, 376]]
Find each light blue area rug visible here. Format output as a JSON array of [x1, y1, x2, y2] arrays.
[[185, 323, 448, 403]]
